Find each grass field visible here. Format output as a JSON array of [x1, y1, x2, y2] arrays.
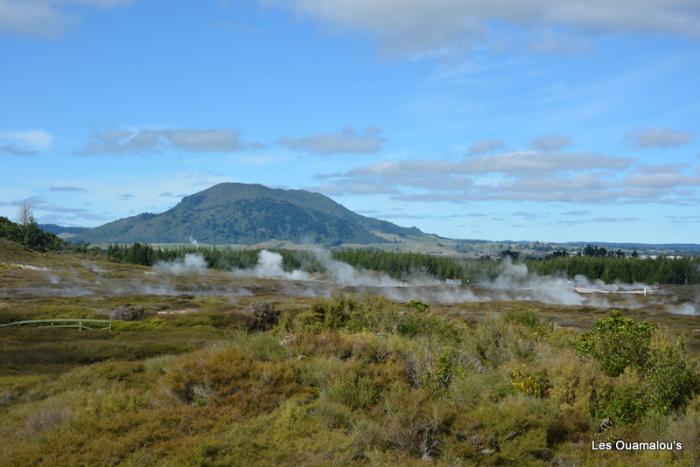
[[1, 244, 699, 466]]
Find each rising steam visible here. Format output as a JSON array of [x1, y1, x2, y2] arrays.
[[153, 254, 208, 275]]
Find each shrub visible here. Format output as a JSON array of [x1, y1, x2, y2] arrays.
[[450, 371, 510, 408], [407, 349, 464, 392], [167, 347, 302, 414], [504, 310, 540, 328], [511, 366, 551, 398], [643, 337, 699, 415], [108, 305, 147, 321], [379, 387, 453, 460], [327, 374, 379, 410], [578, 310, 655, 377], [247, 301, 280, 331], [591, 382, 647, 425], [311, 294, 353, 330], [473, 395, 555, 463], [406, 300, 429, 312], [469, 316, 513, 368], [22, 407, 73, 438]]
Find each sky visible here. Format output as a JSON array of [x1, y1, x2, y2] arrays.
[[1, 0, 699, 243]]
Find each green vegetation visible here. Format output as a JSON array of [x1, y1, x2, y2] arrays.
[[1, 289, 699, 465], [103, 244, 700, 285], [579, 310, 699, 424], [578, 310, 656, 377], [0, 216, 63, 252], [73, 182, 422, 245], [525, 255, 700, 285], [104, 243, 325, 271]]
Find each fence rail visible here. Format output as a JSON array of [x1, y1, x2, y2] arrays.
[[0, 319, 112, 331]]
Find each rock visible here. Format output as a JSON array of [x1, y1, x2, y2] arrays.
[[467, 434, 484, 449], [599, 418, 612, 432], [481, 448, 496, 455], [108, 305, 146, 321]]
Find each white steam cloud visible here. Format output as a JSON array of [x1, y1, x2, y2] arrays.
[[667, 303, 698, 316], [480, 258, 651, 307], [230, 250, 657, 308], [153, 254, 208, 275], [232, 250, 312, 281]]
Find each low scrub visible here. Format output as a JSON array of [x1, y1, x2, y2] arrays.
[[1, 295, 699, 465]]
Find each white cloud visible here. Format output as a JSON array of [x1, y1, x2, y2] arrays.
[[529, 134, 571, 152], [625, 171, 700, 188], [529, 30, 591, 54], [78, 127, 260, 155], [0, 195, 108, 222], [50, 186, 87, 192], [625, 127, 694, 149], [0, 129, 53, 155], [468, 139, 504, 155], [268, 0, 700, 56], [0, 0, 131, 37], [315, 147, 700, 205], [279, 126, 385, 155]]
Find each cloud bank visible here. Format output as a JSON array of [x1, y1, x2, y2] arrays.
[[269, 0, 700, 56], [78, 127, 261, 155], [279, 126, 385, 155], [0, 0, 131, 37], [625, 127, 694, 149], [0, 130, 53, 156], [315, 147, 700, 204]]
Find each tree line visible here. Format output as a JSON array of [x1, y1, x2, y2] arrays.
[[103, 244, 700, 285]]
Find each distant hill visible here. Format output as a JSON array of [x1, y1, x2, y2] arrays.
[[561, 241, 700, 253], [72, 183, 424, 245], [39, 224, 89, 238]]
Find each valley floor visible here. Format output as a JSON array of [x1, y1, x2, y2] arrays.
[[1, 245, 699, 466]]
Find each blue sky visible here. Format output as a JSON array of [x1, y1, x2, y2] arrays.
[[1, 0, 699, 243]]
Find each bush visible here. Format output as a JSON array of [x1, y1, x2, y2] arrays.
[[406, 300, 429, 312], [591, 381, 647, 425], [511, 366, 551, 398], [167, 347, 302, 413], [578, 310, 655, 377], [310, 294, 353, 330], [643, 337, 699, 415], [579, 311, 699, 423], [407, 349, 464, 392], [247, 301, 280, 331], [327, 374, 379, 410]]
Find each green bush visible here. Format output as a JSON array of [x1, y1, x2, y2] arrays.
[[591, 382, 647, 425], [578, 310, 655, 377], [511, 366, 551, 398], [310, 294, 353, 330], [328, 374, 379, 410], [406, 299, 429, 312], [643, 338, 699, 415], [580, 312, 699, 424]]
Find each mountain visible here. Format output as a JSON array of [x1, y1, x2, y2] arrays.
[[72, 183, 424, 245], [39, 224, 89, 239]]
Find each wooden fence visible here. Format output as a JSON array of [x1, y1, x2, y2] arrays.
[[0, 319, 112, 331]]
